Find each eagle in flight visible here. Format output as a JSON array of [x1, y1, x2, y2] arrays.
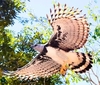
[[4, 3, 92, 80]]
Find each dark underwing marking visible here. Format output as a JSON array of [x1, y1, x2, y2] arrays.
[[57, 25, 61, 30], [59, 13, 61, 16], [56, 25, 62, 41], [64, 8, 66, 11], [51, 14, 53, 18], [52, 19, 54, 22], [49, 25, 64, 48], [62, 37, 65, 40], [49, 33, 59, 48], [62, 32, 68, 40], [63, 13, 66, 15], [59, 8, 61, 11], [69, 62, 74, 66], [54, 9, 57, 13], [41, 45, 48, 55], [55, 14, 57, 17], [38, 56, 52, 64], [58, 31, 62, 38]]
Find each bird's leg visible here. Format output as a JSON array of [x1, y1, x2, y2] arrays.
[[60, 62, 68, 76]]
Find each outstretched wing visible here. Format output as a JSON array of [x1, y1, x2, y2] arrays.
[[5, 54, 61, 80], [47, 3, 89, 51], [3, 51, 92, 80]]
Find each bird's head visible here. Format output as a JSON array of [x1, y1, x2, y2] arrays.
[[31, 44, 44, 53]]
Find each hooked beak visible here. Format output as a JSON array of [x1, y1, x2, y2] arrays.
[[31, 44, 35, 48], [31, 43, 37, 48]]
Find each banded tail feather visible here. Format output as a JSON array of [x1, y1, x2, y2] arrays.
[[67, 52, 92, 73]]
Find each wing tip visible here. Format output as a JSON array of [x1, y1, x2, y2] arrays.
[[3, 71, 15, 76], [47, 3, 86, 27]]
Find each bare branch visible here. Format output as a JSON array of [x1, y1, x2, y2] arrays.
[[91, 68, 100, 85], [87, 72, 98, 85]]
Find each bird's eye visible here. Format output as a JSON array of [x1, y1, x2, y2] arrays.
[[34, 44, 37, 47]]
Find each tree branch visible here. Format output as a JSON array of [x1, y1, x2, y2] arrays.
[[91, 68, 100, 85]]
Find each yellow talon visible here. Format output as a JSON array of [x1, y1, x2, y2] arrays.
[[60, 62, 68, 76]]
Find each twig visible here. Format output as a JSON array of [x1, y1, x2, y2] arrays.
[[87, 72, 97, 85], [44, 78, 45, 85], [91, 68, 100, 85]]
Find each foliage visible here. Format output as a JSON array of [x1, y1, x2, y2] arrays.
[[0, 0, 26, 27]]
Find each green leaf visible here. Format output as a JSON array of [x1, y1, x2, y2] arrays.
[[95, 25, 100, 37], [92, 35, 97, 40], [92, 14, 97, 21], [66, 78, 70, 85]]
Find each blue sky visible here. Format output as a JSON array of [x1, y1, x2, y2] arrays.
[[9, 0, 100, 85], [9, 0, 100, 32], [9, 0, 98, 32]]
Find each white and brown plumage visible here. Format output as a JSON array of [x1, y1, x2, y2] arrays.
[[4, 3, 92, 80]]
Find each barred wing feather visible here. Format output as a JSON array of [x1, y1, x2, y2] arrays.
[[47, 3, 89, 51], [7, 54, 61, 80]]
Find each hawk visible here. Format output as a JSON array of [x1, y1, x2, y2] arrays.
[[4, 3, 92, 80]]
